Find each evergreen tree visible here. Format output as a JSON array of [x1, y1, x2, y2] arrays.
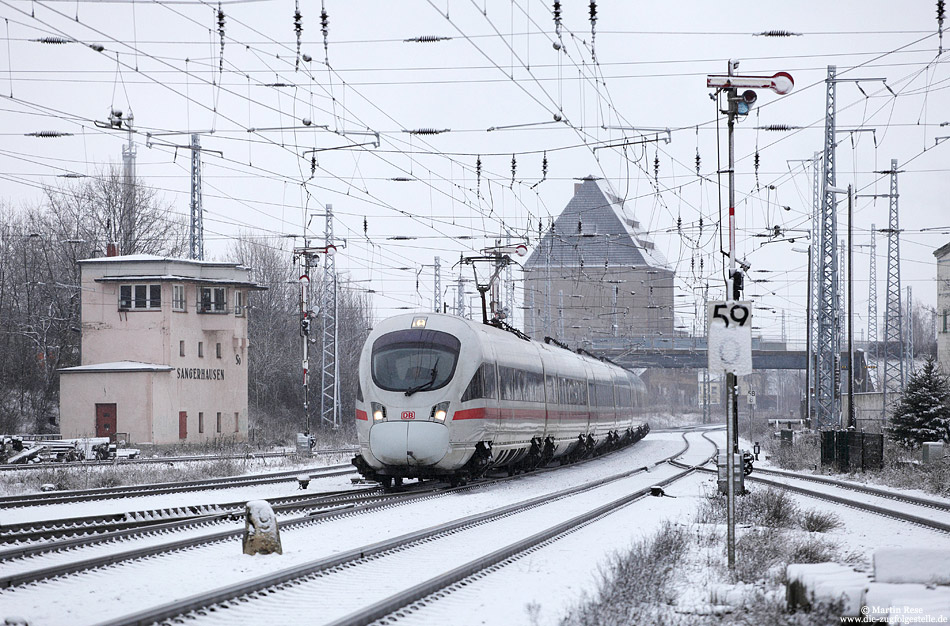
[[886, 357, 950, 448]]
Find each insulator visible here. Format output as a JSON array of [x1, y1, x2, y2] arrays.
[[653, 153, 659, 179], [511, 154, 517, 186], [753, 30, 802, 37], [25, 131, 73, 137], [476, 155, 482, 192], [89, 44, 105, 52], [310, 156, 316, 175], [553, 1, 561, 33], [695, 151, 701, 175], [217, 4, 226, 75], [754, 151, 760, 174], [700, 258, 704, 272], [363, 216, 368, 236], [391, 177, 413, 182], [588, 1, 597, 60], [578, 219, 582, 233], [406, 128, 449, 135], [33, 37, 70, 44], [320, 7, 330, 63], [542, 152, 548, 178], [676, 216, 682, 232], [293, 2, 303, 70], [691, 257, 695, 272], [698, 216, 703, 236], [404, 35, 453, 43], [758, 124, 799, 131]]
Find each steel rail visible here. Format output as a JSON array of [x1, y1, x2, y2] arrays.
[[0, 430, 660, 576], [752, 467, 950, 512], [0, 447, 358, 472], [746, 474, 950, 533], [0, 486, 380, 551], [96, 429, 714, 626], [0, 464, 355, 508], [685, 465, 950, 534], [326, 470, 698, 626]]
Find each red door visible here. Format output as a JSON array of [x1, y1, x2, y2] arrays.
[[95, 403, 117, 440], [179, 411, 188, 440]]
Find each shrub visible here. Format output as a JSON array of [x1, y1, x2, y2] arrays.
[[696, 487, 800, 528], [559, 522, 691, 626], [799, 510, 840, 533]]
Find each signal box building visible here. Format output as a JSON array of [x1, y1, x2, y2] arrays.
[[59, 254, 263, 444], [523, 176, 675, 347]]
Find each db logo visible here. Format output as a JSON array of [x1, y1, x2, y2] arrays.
[[400, 410, 415, 420]]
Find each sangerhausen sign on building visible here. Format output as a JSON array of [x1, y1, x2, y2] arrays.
[[177, 368, 226, 381]]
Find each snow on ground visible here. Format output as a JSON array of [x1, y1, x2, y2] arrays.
[[741, 435, 950, 506], [0, 461, 352, 526], [0, 433, 695, 625]]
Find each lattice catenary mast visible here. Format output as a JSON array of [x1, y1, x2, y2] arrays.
[[320, 205, 339, 429], [882, 159, 904, 414], [815, 66, 841, 431], [189, 134, 204, 260]]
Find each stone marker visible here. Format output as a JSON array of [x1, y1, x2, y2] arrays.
[[242, 500, 282, 555]]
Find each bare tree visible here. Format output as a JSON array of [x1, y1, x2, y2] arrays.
[[0, 171, 187, 433], [228, 233, 372, 442]]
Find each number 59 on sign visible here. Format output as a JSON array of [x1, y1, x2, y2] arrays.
[[707, 301, 753, 376]]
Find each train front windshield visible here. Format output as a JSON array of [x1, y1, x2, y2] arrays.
[[371, 329, 461, 393]]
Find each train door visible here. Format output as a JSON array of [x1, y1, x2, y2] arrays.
[[580, 363, 594, 436]]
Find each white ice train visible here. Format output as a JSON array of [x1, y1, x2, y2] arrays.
[[352, 313, 650, 487]]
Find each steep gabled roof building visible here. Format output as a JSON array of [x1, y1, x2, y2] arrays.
[[523, 177, 674, 347]]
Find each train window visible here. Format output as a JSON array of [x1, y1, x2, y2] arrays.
[[461, 363, 498, 402], [499, 366, 519, 401], [482, 363, 497, 399], [371, 329, 460, 393], [545, 375, 557, 403], [525, 370, 544, 403]]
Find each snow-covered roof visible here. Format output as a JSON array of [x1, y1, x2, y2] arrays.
[[79, 254, 238, 267], [93, 274, 265, 288], [934, 240, 950, 259], [524, 177, 671, 272], [58, 361, 174, 374]]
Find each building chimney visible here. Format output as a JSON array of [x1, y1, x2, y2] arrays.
[[574, 182, 582, 194], [106, 242, 119, 257]]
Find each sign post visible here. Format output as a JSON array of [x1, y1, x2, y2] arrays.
[[708, 61, 792, 570]]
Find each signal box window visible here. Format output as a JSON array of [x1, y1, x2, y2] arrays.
[[172, 284, 186, 311], [119, 284, 161, 310], [199, 286, 227, 313], [198, 412, 204, 433], [216, 412, 222, 433]]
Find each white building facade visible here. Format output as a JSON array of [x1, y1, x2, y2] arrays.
[[59, 255, 262, 444]]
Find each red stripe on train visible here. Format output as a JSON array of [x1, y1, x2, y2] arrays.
[[356, 409, 368, 421]]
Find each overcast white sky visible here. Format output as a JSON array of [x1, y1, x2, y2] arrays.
[[2, 0, 948, 344]]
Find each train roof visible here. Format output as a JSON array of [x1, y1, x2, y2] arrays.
[[373, 313, 641, 383]]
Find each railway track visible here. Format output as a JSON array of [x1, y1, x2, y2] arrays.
[[0, 463, 357, 509], [679, 461, 950, 534], [0, 427, 674, 580], [0, 447, 358, 472], [94, 429, 717, 626]]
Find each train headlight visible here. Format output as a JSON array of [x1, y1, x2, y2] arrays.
[[371, 402, 386, 421], [431, 401, 450, 422]]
